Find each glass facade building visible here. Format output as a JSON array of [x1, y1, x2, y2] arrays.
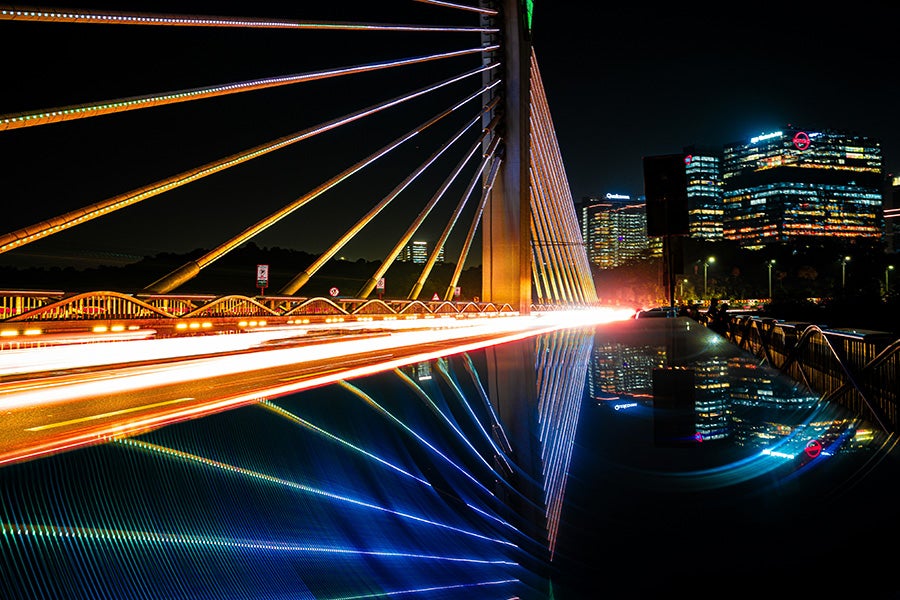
[[684, 147, 724, 240], [577, 194, 655, 268], [400, 240, 443, 264], [721, 127, 882, 249]]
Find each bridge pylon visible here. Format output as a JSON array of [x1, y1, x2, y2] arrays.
[[481, 0, 532, 314]]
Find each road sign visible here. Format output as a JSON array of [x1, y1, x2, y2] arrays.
[[256, 264, 269, 288], [454, 286, 461, 298], [329, 287, 339, 297], [432, 293, 440, 301], [376, 277, 385, 290]]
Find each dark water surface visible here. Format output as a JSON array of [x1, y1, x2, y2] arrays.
[[1, 318, 898, 599]]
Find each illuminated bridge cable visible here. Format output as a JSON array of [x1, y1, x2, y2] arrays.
[[533, 117, 591, 304], [149, 77, 500, 295], [0, 44, 496, 132], [357, 117, 502, 299], [408, 136, 500, 300], [528, 49, 596, 304], [278, 94, 501, 296], [0, 5, 497, 32], [529, 93, 573, 302], [118, 438, 517, 547], [534, 80, 588, 304], [257, 400, 433, 487], [0, 59, 497, 258], [413, 0, 500, 15], [443, 154, 502, 300]]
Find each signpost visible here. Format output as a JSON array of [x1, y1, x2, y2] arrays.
[[376, 277, 385, 299], [256, 264, 269, 296], [329, 287, 340, 297]]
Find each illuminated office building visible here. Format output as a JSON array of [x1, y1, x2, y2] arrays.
[[577, 194, 654, 268], [885, 174, 899, 254], [400, 240, 443, 264], [684, 147, 724, 240], [721, 126, 882, 249]]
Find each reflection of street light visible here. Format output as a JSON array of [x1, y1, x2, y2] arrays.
[[841, 256, 851, 288], [767, 259, 776, 299], [703, 256, 715, 298], [887, 265, 895, 293]]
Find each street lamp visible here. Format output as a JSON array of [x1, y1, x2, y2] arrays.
[[703, 256, 715, 298], [767, 259, 776, 299], [887, 265, 895, 293], [678, 278, 688, 301], [841, 256, 851, 288]]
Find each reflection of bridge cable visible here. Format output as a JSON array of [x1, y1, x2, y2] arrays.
[[337, 379, 530, 531], [434, 357, 514, 475], [279, 95, 501, 296], [392, 366, 551, 532]]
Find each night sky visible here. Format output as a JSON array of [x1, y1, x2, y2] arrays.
[[1, 1, 898, 270], [531, 2, 900, 200]]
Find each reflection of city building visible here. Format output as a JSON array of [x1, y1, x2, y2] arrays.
[[692, 358, 730, 441], [400, 361, 432, 382], [722, 126, 882, 249], [589, 341, 666, 397]]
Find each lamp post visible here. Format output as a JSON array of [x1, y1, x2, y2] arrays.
[[703, 256, 715, 299], [841, 256, 851, 288], [767, 259, 776, 299], [887, 265, 895, 294]]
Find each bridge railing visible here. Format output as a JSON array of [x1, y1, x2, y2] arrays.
[[723, 315, 900, 432]]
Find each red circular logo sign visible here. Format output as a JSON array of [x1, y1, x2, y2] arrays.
[[793, 131, 811, 150], [329, 287, 339, 297], [684, 154, 693, 165]]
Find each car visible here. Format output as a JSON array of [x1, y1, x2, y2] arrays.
[[634, 306, 678, 318]]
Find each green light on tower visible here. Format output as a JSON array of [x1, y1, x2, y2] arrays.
[[525, 0, 533, 31]]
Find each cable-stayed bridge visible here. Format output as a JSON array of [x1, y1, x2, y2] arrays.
[[0, 5, 624, 599], [0, 1, 597, 335]]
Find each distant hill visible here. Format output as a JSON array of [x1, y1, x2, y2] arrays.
[[0, 243, 483, 301]]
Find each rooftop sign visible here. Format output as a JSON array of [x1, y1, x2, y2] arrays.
[[750, 131, 783, 144]]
